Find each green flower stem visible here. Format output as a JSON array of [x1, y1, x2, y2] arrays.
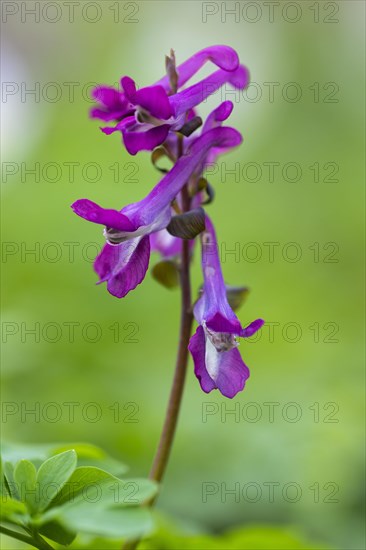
[[0, 525, 54, 550]]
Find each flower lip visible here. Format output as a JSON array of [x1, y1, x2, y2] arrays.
[[203, 320, 239, 353], [94, 236, 151, 298]]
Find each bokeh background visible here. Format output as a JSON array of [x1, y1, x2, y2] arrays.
[[1, 1, 365, 548]]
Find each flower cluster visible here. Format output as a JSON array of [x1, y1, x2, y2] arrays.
[[72, 46, 264, 398]]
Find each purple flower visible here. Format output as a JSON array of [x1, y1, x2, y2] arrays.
[[188, 216, 264, 398], [91, 46, 249, 155], [91, 46, 240, 122], [71, 127, 241, 298]]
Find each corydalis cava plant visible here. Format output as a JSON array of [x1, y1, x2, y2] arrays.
[[72, 45, 264, 548]]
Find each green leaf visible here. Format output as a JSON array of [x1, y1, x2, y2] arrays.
[[50, 466, 117, 507], [167, 208, 205, 240], [225, 525, 332, 549], [3, 462, 19, 500], [14, 459, 37, 512], [0, 457, 8, 497], [38, 519, 77, 545], [151, 260, 180, 289], [50, 471, 157, 509], [50, 443, 104, 461], [35, 450, 77, 512], [58, 505, 153, 539], [112, 478, 157, 506], [135, 521, 332, 550], [50, 443, 127, 476], [68, 536, 121, 549], [38, 476, 157, 539], [0, 495, 28, 526], [1, 442, 53, 466], [1, 441, 127, 476]]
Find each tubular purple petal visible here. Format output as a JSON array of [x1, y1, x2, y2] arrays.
[[71, 128, 241, 245], [71, 199, 136, 232], [240, 318, 265, 337], [155, 45, 240, 91], [169, 66, 249, 118], [129, 127, 242, 227], [202, 101, 234, 132]]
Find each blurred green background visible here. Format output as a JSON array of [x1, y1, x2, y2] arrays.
[[1, 1, 365, 549]]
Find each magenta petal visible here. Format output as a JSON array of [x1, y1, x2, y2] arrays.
[[92, 86, 121, 105], [189, 326, 217, 394], [95, 236, 150, 298], [122, 124, 170, 155], [101, 116, 135, 136], [240, 318, 265, 338], [212, 100, 234, 121], [71, 199, 136, 232], [134, 86, 173, 119], [122, 77, 172, 119], [206, 312, 242, 335], [228, 65, 250, 89], [121, 76, 137, 98], [101, 125, 120, 135], [203, 101, 234, 133], [90, 108, 122, 122], [213, 347, 250, 398], [170, 66, 249, 117], [155, 45, 240, 91], [94, 243, 119, 282], [90, 86, 131, 121]]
